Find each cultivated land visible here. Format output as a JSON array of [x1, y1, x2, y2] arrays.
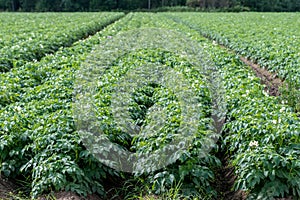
[[0, 12, 299, 200]]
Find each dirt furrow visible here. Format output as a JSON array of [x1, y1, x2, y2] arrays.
[[239, 57, 283, 96]]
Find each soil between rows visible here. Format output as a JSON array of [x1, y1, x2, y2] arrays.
[[239, 57, 283, 97], [0, 176, 102, 200], [215, 42, 283, 97], [0, 175, 18, 199]]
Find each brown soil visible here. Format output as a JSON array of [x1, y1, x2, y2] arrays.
[[214, 155, 247, 200], [38, 192, 103, 200], [214, 155, 293, 200], [0, 176, 103, 200], [0, 173, 124, 200], [211, 39, 283, 97], [239, 57, 283, 96], [0, 175, 18, 199]]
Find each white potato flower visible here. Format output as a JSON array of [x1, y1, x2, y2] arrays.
[[249, 140, 259, 148]]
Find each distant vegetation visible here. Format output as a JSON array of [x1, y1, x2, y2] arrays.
[[0, 0, 299, 12]]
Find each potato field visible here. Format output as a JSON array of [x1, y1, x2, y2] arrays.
[[0, 12, 299, 200]]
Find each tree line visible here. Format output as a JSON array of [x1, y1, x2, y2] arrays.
[[0, 0, 299, 11]]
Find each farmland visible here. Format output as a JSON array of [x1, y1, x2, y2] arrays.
[[0, 12, 299, 200]]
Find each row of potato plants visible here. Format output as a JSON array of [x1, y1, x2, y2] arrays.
[[168, 13, 300, 113], [171, 13, 300, 113], [91, 13, 229, 198], [0, 12, 124, 72], [214, 50, 300, 199], [158, 12, 300, 199], [72, 12, 222, 198], [166, 13, 300, 83], [0, 12, 126, 109], [0, 14, 135, 198], [87, 48, 221, 198], [0, 15, 151, 121]]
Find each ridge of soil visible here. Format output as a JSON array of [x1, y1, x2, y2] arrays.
[[210, 38, 283, 97], [239, 57, 283, 96], [214, 41, 283, 97]]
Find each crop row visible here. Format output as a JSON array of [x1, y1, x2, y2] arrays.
[[158, 13, 300, 198], [166, 12, 300, 84], [75, 17, 228, 197], [0, 13, 134, 198], [140, 13, 300, 199], [0, 12, 124, 72], [210, 46, 300, 199], [83, 48, 221, 197]]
